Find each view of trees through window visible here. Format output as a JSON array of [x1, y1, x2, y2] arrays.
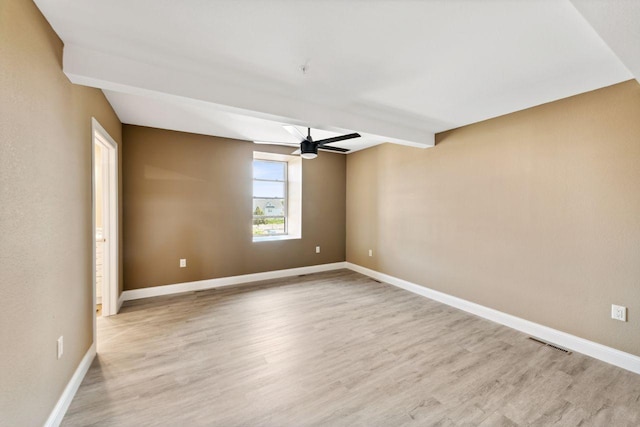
[[253, 160, 287, 236]]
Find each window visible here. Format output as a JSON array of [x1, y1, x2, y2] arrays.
[[252, 152, 302, 241], [253, 160, 287, 236]]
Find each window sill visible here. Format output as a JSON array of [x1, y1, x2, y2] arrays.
[[252, 234, 301, 242]]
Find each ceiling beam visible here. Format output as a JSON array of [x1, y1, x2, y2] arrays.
[[63, 44, 435, 148]]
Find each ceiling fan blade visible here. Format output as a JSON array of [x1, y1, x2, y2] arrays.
[[282, 125, 307, 142], [315, 133, 361, 145], [253, 140, 299, 147], [291, 149, 301, 155], [318, 145, 350, 153]]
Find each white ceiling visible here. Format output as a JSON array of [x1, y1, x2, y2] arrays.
[[570, 0, 640, 84], [34, 0, 635, 152]]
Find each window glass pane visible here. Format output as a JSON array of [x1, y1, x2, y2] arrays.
[[252, 157, 289, 237], [253, 180, 285, 198], [253, 198, 285, 217], [253, 217, 286, 235], [253, 160, 285, 181]]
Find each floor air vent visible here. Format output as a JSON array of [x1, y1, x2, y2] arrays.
[[528, 337, 572, 354]]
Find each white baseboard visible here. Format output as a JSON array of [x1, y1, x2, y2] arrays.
[[117, 292, 124, 312], [44, 342, 96, 427], [122, 262, 348, 301], [346, 262, 640, 375]]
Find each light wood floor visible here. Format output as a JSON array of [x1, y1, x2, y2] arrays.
[[62, 270, 640, 426]]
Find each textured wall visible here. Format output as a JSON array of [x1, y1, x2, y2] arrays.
[[122, 125, 346, 290], [347, 80, 640, 357], [0, 0, 122, 424]]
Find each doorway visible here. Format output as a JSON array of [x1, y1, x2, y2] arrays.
[[92, 118, 118, 325]]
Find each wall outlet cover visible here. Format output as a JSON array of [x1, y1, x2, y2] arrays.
[[316, 246, 320, 253], [180, 259, 187, 268], [611, 304, 627, 322]]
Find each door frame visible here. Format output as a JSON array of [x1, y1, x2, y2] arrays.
[[91, 118, 119, 329]]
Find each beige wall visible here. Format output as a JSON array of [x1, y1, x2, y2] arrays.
[[122, 125, 346, 290], [346, 80, 640, 357], [0, 0, 122, 424]]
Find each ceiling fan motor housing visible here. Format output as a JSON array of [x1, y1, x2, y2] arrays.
[[300, 139, 318, 159]]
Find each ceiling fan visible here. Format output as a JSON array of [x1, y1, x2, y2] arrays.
[[254, 126, 361, 159]]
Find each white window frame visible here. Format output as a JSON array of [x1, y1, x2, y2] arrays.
[[252, 152, 302, 242]]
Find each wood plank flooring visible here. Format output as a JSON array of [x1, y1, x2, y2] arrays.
[[62, 270, 640, 426]]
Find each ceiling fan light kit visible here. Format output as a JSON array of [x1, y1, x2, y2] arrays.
[[300, 139, 318, 159]]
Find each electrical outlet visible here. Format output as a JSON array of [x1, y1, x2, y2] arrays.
[[179, 259, 187, 268], [368, 249, 373, 257], [611, 304, 627, 322], [57, 336, 64, 359], [315, 246, 320, 254]]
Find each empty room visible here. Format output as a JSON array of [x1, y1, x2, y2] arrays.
[[2, 0, 640, 426]]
